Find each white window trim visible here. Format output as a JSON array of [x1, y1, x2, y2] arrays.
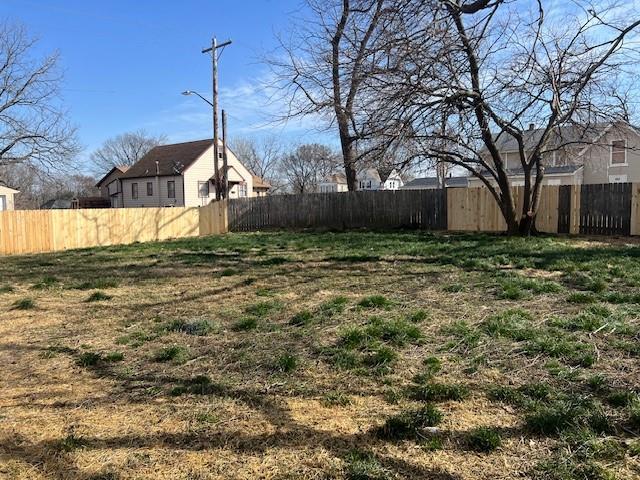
[[198, 181, 210, 198], [610, 139, 627, 167]]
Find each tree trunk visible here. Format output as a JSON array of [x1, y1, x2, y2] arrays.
[[337, 115, 357, 191]]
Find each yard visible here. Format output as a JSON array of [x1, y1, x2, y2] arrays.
[[1, 231, 639, 480]]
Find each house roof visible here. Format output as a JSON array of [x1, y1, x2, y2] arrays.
[[0, 180, 19, 193], [120, 139, 213, 179], [359, 168, 382, 182], [96, 165, 130, 187], [378, 167, 396, 183], [252, 175, 271, 190], [322, 173, 347, 184], [41, 199, 73, 209]]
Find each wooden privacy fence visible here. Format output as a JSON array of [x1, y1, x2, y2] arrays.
[[228, 183, 640, 236], [0, 200, 227, 256], [229, 190, 447, 231]]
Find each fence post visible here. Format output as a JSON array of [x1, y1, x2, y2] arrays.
[[631, 183, 640, 235], [569, 184, 581, 235]]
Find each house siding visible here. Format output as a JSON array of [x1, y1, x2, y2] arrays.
[[0, 185, 17, 210], [121, 176, 184, 207], [580, 128, 640, 184], [183, 145, 254, 205]]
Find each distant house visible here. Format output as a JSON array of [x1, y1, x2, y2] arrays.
[[479, 121, 640, 185], [96, 166, 130, 208], [115, 139, 270, 208], [318, 168, 404, 192], [0, 182, 19, 211], [358, 167, 404, 191], [319, 173, 348, 193], [402, 176, 469, 190]]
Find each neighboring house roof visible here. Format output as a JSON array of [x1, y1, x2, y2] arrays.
[[378, 167, 396, 183], [402, 176, 470, 189], [0, 180, 19, 193], [41, 199, 73, 209], [96, 165, 130, 187], [358, 168, 382, 182], [252, 175, 271, 190], [120, 139, 213, 179], [322, 173, 347, 184]]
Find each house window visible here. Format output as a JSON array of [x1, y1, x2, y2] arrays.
[[167, 181, 175, 198], [198, 181, 210, 198], [131, 183, 138, 199], [147, 182, 153, 196], [611, 140, 627, 165], [0, 195, 5, 211], [238, 182, 247, 197]]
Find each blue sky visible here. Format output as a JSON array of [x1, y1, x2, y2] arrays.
[[0, 0, 334, 171]]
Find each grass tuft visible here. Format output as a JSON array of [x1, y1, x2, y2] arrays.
[[344, 450, 392, 480], [153, 345, 189, 364], [12, 297, 36, 310], [275, 353, 298, 373], [358, 295, 392, 309], [377, 404, 443, 440], [465, 426, 502, 452], [86, 291, 113, 302]]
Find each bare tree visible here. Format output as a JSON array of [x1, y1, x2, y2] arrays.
[[230, 136, 285, 192], [375, 0, 640, 235], [280, 143, 339, 193], [271, 0, 395, 191], [91, 129, 166, 174], [0, 23, 78, 172]]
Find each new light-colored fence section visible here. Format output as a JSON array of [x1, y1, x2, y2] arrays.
[[446, 185, 563, 233], [0, 204, 228, 256], [199, 200, 228, 235], [228, 190, 447, 231]]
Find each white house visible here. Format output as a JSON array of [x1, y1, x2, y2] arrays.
[[319, 173, 349, 193], [112, 139, 269, 208], [319, 167, 404, 192], [0, 182, 19, 211]]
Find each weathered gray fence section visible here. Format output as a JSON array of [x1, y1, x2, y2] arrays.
[[228, 190, 447, 232], [579, 183, 632, 236]]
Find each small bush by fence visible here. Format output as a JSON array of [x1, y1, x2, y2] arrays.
[[0, 200, 227, 256]]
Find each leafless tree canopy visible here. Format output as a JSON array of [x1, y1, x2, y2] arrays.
[[274, 0, 640, 233], [0, 24, 78, 173], [229, 135, 288, 192], [90, 129, 167, 175], [271, 0, 397, 191], [281, 143, 340, 194]]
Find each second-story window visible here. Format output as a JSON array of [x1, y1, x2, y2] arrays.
[[147, 182, 153, 196], [167, 181, 175, 198], [131, 183, 138, 199], [611, 140, 626, 165]]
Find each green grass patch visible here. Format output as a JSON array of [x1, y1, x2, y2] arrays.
[[465, 426, 502, 452], [409, 381, 469, 402], [344, 450, 392, 480], [483, 308, 535, 341], [86, 291, 113, 302], [357, 295, 392, 309], [153, 345, 189, 364], [31, 276, 59, 290], [72, 278, 119, 290], [567, 292, 597, 304], [275, 353, 298, 373], [244, 300, 283, 318], [232, 316, 258, 331], [0, 284, 14, 294], [165, 318, 217, 336], [319, 296, 349, 317], [77, 352, 102, 367], [376, 405, 443, 440], [289, 310, 314, 326], [525, 398, 610, 436], [322, 391, 352, 407]]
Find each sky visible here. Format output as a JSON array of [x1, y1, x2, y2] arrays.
[[0, 0, 334, 173]]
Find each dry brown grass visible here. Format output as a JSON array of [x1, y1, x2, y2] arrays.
[[0, 231, 639, 479]]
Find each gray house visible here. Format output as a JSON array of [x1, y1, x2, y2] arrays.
[[473, 121, 640, 186], [402, 176, 469, 189]]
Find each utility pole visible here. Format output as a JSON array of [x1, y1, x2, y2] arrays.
[[202, 36, 231, 201], [222, 109, 229, 199]]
